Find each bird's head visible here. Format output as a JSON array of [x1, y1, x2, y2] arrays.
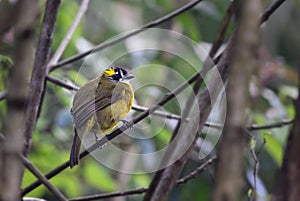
[[103, 67, 134, 82]]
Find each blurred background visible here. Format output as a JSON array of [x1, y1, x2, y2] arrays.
[[0, 0, 299, 200]]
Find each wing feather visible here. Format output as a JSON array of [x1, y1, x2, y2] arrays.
[[71, 76, 131, 128]]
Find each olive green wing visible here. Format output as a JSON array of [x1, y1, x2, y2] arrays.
[[72, 78, 111, 127], [92, 83, 132, 117], [71, 79, 130, 128]]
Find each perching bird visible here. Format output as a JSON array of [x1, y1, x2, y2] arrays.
[[69, 67, 134, 168]]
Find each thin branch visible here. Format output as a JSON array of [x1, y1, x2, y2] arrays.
[[46, 75, 184, 120], [5, 75, 297, 130], [69, 155, 216, 201], [49, 0, 90, 66], [207, 119, 295, 130], [248, 137, 266, 201], [0, 134, 67, 201], [132, 105, 182, 121], [49, 0, 286, 72], [260, 0, 286, 23], [45, 76, 297, 128], [70, 188, 148, 201], [209, 1, 235, 58], [48, 0, 204, 72], [47, 75, 79, 91], [248, 119, 294, 130], [19, 155, 68, 201], [176, 155, 217, 185], [249, 136, 258, 201], [23, 198, 47, 201]]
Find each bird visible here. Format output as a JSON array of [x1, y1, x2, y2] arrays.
[[69, 67, 134, 168]]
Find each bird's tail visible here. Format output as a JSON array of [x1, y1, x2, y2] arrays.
[[70, 128, 81, 168]]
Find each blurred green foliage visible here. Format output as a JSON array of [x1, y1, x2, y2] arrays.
[[0, 0, 299, 200]]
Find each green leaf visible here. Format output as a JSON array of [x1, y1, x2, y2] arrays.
[[177, 14, 201, 42], [83, 162, 116, 192], [248, 188, 253, 198], [0, 54, 13, 68], [132, 174, 151, 187], [249, 138, 256, 150], [263, 132, 283, 166]]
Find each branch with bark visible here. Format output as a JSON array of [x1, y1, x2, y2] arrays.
[[48, 0, 204, 72], [0, 1, 39, 200], [23, 0, 61, 159], [271, 66, 300, 201], [212, 1, 262, 201]]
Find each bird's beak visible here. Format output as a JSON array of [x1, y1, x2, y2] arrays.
[[124, 74, 134, 80]]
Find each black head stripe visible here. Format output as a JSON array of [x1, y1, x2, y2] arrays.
[[108, 67, 128, 82]]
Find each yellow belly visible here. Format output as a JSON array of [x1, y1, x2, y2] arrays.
[[96, 99, 132, 133], [95, 84, 134, 134]]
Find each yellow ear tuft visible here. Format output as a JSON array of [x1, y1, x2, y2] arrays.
[[103, 67, 115, 76]]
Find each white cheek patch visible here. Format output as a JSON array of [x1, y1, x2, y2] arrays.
[[120, 69, 124, 77]]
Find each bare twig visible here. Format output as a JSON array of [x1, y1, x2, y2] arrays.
[[249, 119, 294, 130], [44, 76, 299, 129], [4, 75, 296, 132], [132, 105, 182, 121], [49, 0, 90, 66], [47, 75, 183, 120], [248, 137, 266, 201], [49, 0, 286, 72], [70, 188, 148, 201], [48, 0, 204, 72], [260, 0, 286, 23], [19, 155, 68, 201], [69, 155, 216, 201], [47, 75, 79, 91], [176, 155, 217, 185], [209, 1, 235, 58], [207, 118, 295, 131], [0, 134, 67, 201], [23, 198, 47, 201], [249, 137, 258, 201]]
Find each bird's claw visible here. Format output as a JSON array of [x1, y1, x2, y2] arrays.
[[116, 118, 133, 130], [93, 133, 106, 149]]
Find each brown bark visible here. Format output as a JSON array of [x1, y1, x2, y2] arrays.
[[23, 0, 61, 158], [0, 1, 39, 200], [271, 71, 300, 201], [212, 0, 262, 201]]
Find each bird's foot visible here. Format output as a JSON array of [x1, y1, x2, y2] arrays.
[[116, 118, 133, 130], [93, 132, 100, 141], [93, 133, 106, 149]]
